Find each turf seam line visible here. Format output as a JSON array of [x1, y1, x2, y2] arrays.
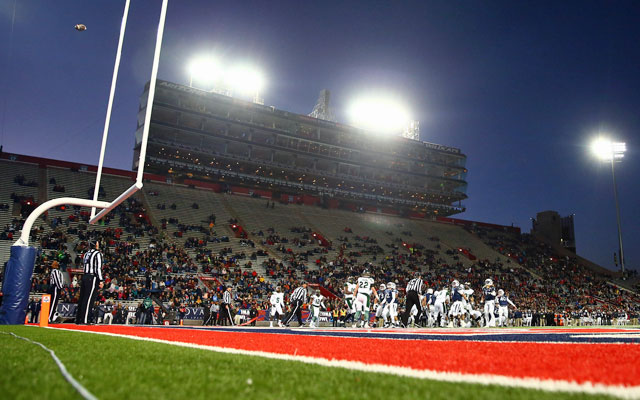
[[2, 331, 99, 400]]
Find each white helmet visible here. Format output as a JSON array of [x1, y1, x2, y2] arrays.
[[379, 283, 386, 290], [498, 289, 505, 296], [427, 288, 433, 294], [452, 280, 459, 288], [485, 278, 493, 286], [387, 282, 396, 290]]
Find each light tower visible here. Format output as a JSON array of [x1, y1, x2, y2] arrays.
[[590, 138, 627, 274], [309, 89, 336, 122]]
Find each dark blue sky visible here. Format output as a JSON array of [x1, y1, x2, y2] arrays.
[[1, 1, 639, 271]]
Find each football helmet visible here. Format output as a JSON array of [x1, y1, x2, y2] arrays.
[[379, 283, 386, 290], [485, 278, 493, 286], [452, 280, 460, 287], [498, 289, 505, 296], [427, 288, 433, 294]]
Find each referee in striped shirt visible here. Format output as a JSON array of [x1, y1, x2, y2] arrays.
[[48, 262, 64, 323], [401, 272, 424, 328], [75, 241, 104, 324], [283, 282, 308, 327], [220, 286, 234, 326]]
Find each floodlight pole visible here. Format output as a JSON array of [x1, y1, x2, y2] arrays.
[[610, 158, 625, 274]]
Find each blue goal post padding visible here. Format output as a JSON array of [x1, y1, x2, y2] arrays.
[[0, 246, 37, 325]]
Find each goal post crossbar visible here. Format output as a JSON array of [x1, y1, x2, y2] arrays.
[[88, 181, 141, 225]]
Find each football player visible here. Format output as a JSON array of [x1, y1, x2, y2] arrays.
[[433, 286, 449, 327], [375, 283, 387, 327], [269, 286, 285, 327], [482, 278, 497, 327], [382, 282, 399, 328], [496, 289, 516, 327], [353, 270, 376, 328], [343, 277, 356, 325], [450, 280, 467, 328], [425, 288, 435, 327], [309, 289, 326, 328]]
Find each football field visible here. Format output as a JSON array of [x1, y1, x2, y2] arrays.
[[1, 324, 639, 400]]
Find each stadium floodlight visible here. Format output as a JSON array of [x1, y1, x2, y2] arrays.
[[591, 138, 626, 161], [224, 64, 265, 104], [225, 65, 264, 94], [188, 56, 223, 87], [347, 94, 411, 134], [590, 136, 627, 274]]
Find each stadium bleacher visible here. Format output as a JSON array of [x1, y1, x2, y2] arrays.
[[1, 156, 638, 327]]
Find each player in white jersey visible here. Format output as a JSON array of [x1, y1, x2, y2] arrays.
[[523, 309, 532, 326], [269, 286, 285, 327], [433, 287, 449, 327], [309, 290, 326, 328], [353, 271, 376, 328], [382, 282, 399, 328], [343, 277, 357, 324], [496, 289, 516, 327], [375, 283, 387, 327]]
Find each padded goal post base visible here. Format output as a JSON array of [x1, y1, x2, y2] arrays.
[[0, 245, 37, 325]]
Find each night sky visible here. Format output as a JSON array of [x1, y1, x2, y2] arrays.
[[1, 1, 639, 271]]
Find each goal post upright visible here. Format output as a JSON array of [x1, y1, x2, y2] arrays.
[[0, 0, 169, 325], [91, 0, 131, 220], [89, 0, 168, 225]]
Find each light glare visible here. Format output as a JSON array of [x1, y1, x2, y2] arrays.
[[225, 65, 264, 95], [348, 95, 411, 134], [591, 138, 626, 161], [188, 57, 222, 84]]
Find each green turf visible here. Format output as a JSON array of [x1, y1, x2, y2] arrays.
[[0, 325, 616, 400]]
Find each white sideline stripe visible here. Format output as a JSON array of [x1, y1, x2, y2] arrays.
[[572, 334, 640, 339], [2, 331, 98, 400], [51, 327, 640, 399], [148, 326, 640, 345]]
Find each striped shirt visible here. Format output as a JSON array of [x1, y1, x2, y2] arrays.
[[406, 278, 424, 294], [290, 286, 308, 303], [50, 269, 64, 290], [82, 249, 103, 281], [223, 290, 232, 304]]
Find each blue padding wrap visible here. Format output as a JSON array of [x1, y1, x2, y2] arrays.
[[0, 246, 37, 325]]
